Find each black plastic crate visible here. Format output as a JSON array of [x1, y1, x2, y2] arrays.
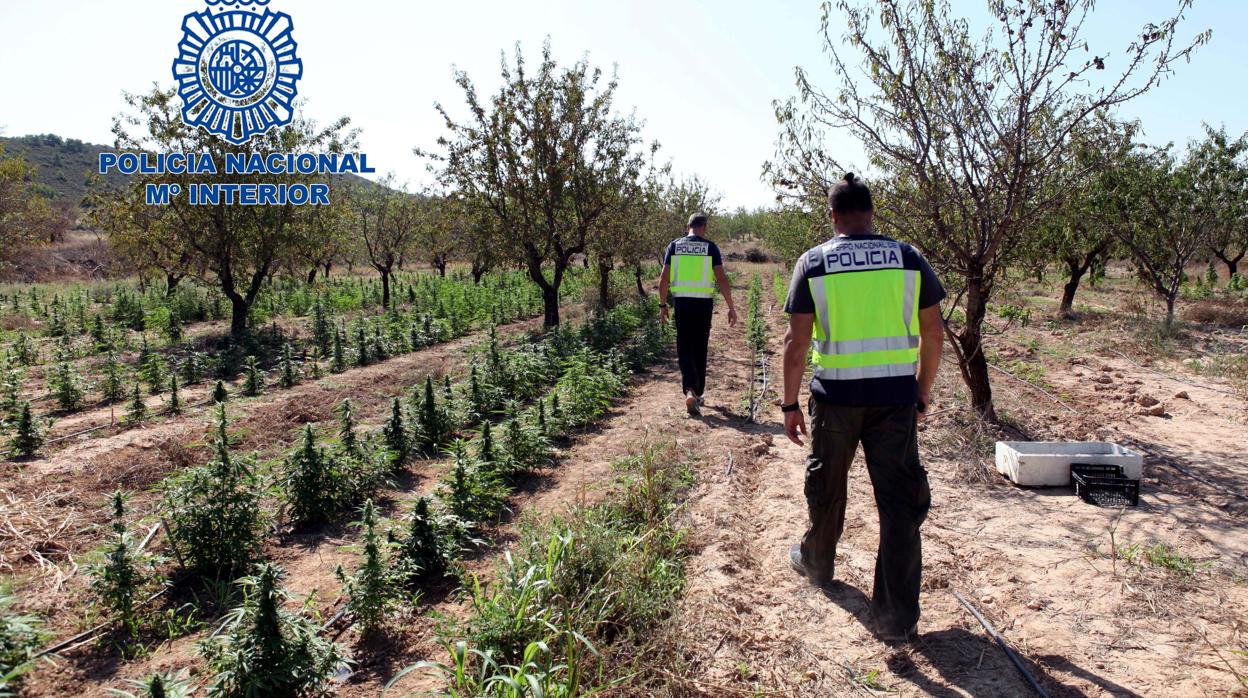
[[1072, 471, 1140, 507], [1070, 462, 1125, 479]]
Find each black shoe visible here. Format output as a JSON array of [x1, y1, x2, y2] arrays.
[[875, 622, 919, 644], [789, 544, 834, 588]]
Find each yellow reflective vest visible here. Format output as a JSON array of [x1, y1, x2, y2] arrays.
[[807, 238, 920, 381], [669, 238, 715, 299]]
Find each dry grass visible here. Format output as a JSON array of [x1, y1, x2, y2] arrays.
[[0, 489, 81, 590], [1184, 299, 1248, 328], [927, 410, 1000, 484]]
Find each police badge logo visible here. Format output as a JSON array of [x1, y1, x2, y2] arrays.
[[171, 0, 303, 145]]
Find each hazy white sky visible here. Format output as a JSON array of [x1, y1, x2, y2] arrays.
[[0, 0, 1243, 208]]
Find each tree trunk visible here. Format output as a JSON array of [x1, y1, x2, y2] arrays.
[[1214, 248, 1244, 278], [951, 275, 996, 421], [634, 265, 647, 297], [526, 256, 565, 327], [306, 266, 318, 285], [164, 274, 182, 298], [227, 293, 250, 339], [323, 260, 332, 278], [596, 256, 614, 309], [1165, 293, 1177, 331], [379, 268, 392, 309], [434, 258, 447, 278], [1059, 256, 1086, 318]]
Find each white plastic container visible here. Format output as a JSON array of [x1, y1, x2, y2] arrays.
[[994, 441, 1143, 487]]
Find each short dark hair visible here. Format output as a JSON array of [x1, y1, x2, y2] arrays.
[[687, 212, 709, 229], [828, 173, 873, 215]]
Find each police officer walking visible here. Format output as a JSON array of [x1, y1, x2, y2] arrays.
[[659, 213, 738, 416], [780, 174, 945, 641]]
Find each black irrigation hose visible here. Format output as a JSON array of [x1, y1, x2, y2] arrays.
[[953, 590, 1050, 698]]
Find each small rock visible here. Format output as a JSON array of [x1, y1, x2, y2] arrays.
[[804, 670, 818, 681], [1027, 600, 1045, 611], [1100, 365, 1113, 372], [1094, 375, 1113, 385], [751, 442, 769, 456], [1135, 395, 1160, 407], [1173, 390, 1190, 400], [1113, 372, 1124, 378], [1138, 403, 1166, 417], [980, 595, 994, 605]]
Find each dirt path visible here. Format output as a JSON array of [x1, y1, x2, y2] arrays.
[[668, 304, 1248, 697]]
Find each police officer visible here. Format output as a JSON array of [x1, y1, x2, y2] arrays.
[[780, 174, 945, 641], [659, 213, 737, 416]]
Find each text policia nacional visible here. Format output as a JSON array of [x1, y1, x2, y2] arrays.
[[97, 152, 376, 206]]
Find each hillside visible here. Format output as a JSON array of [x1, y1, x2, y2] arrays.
[[0, 134, 122, 206], [1, 133, 381, 209]]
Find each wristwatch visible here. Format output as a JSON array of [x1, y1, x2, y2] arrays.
[[780, 401, 801, 413]]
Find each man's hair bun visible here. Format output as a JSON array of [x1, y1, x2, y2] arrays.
[[844, 173, 856, 183]]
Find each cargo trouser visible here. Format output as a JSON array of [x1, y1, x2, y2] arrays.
[[801, 399, 931, 634], [673, 298, 713, 396]]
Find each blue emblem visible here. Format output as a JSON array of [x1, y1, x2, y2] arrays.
[[171, 0, 303, 145]]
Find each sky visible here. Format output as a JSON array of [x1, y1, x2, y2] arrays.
[[0, 0, 1244, 209]]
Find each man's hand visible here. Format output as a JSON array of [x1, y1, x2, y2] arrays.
[[784, 409, 807, 446], [660, 305, 670, 325], [727, 306, 739, 327], [917, 389, 934, 421]]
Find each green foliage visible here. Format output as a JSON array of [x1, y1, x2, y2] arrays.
[[89, 491, 159, 643], [746, 273, 768, 354], [335, 500, 407, 635], [414, 376, 454, 453], [311, 296, 332, 355], [8, 402, 45, 457], [0, 588, 45, 694], [178, 352, 204, 387], [48, 359, 84, 411], [330, 326, 345, 374], [241, 355, 264, 397], [211, 379, 229, 404], [101, 351, 127, 403], [163, 405, 264, 578], [281, 415, 392, 529], [382, 397, 409, 467], [167, 375, 182, 415], [139, 345, 167, 396], [0, 363, 23, 425], [107, 670, 195, 698], [200, 564, 349, 698], [278, 343, 298, 389], [420, 444, 689, 691], [438, 440, 508, 527], [164, 311, 183, 344], [281, 426, 337, 528], [125, 382, 147, 424], [397, 496, 451, 583]]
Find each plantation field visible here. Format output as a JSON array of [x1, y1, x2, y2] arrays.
[[0, 260, 1242, 696]]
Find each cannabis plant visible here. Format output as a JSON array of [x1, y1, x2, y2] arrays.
[[200, 564, 349, 698]]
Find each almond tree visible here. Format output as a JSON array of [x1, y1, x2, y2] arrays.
[[1195, 126, 1248, 278], [0, 146, 45, 270], [424, 41, 651, 326], [104, 88, 355, 339], [766, 0, 1206, 419], [1103, 139, 1215, 329], [348, 177, 422, 308]]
